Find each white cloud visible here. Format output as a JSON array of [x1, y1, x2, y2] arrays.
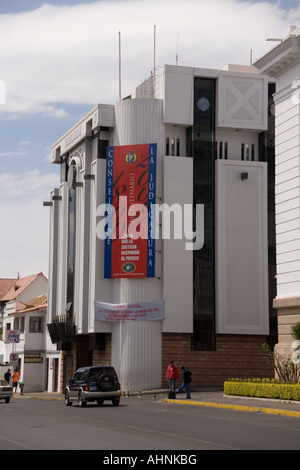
[[0, 169, 58, 199], [0, 0, 299, 119], [0, 170, 58, 278]]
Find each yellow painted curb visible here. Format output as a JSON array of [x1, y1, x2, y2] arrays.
[[165, 399, 260, 413], [260, 407, 300, 419], [164, 399, 300, 418]]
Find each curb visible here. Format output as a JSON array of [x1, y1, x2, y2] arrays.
[[164, 398, 300, 419], [14, 394, 64, 401], [28, 396, 65, 401]]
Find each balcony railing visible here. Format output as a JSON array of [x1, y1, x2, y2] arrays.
[[47, 320, 76, 344]]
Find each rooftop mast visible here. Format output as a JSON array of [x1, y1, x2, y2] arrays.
[[119, 31, 122, 101]]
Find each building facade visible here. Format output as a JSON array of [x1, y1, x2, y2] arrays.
[[47, 64, 276, 392], [0, 273, 60, 392], [254, 25, 300, 362]]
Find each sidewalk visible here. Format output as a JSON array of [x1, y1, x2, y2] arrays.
[[164, 388, 300, 419], [13, 387, 300, 418]]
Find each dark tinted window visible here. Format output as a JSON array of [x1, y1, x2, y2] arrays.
[[192, 77, 216, 351], [73, 370, 88, 382], [88, 367, 117, 379]]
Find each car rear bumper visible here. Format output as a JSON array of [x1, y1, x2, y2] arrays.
[[82, 390, 122, 401], [0, 392, 13, 400]]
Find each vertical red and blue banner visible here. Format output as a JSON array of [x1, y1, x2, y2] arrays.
[[104, 143, 157, 278]]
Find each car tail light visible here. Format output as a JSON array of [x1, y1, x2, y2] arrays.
[[84, 386, 89, 391], [118, 383, 121, 390]]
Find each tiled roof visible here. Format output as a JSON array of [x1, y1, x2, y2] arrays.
[[11, 293, 48, 315], [24, 293, 48, 309], [1, 273, 44, 301], [0, 278, 17, 300]]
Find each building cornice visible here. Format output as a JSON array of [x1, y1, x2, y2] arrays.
[[51, 104, 115, 163], [254, 31, 300, 77]]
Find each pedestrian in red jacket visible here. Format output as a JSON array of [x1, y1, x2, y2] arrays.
[[165, 361, 179, 392]]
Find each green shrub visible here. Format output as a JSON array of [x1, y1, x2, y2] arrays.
[[224, 379, 300, 401]]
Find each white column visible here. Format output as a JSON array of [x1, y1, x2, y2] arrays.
[[110, 99, 164, 391], [111, 279, 162, 392]]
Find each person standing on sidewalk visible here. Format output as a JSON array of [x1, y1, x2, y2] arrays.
[[12, 368, 19, 393], [165, 361, 179, 393], [176, 366, 192, 399]]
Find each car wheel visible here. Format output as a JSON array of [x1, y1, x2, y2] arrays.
[[65, 390, 72, 406], [5, 397, 10, 403], [78, 390, 87, 407], [112, 398, 120, 406]]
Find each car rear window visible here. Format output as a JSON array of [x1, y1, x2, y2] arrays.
[[88, 368, 117, 379]]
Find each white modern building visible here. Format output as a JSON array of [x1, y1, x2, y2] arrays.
[[1, 273, 61, 392], [47, 63, 276, 392], [254, 25, 300, 361]]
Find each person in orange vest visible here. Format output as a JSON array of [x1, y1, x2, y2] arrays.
[[165, 360, 179, 393], [12, 368, 19, 393]]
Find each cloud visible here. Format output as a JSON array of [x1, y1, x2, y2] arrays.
[[0, 169, 58, 199], [0, 0, 299, 119], [0, 169, 58, 278]]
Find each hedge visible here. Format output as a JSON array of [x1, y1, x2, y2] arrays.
[[224, 379, 300, 401]]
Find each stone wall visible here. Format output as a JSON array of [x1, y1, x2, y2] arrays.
[[162, 333, 274, 387]]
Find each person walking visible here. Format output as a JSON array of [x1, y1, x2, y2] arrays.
[[165, 360, 179, 394], [4, 369, 11, 385], [12, 368, 19, 393], [176, 366, 192, 399]]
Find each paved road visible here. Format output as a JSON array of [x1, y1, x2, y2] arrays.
[[0, 392, 300, 453]]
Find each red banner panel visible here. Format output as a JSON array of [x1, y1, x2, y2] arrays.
[[104, 143, 157, 278]]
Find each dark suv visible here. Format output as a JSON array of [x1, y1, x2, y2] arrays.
[[65, 366, 121, 407]]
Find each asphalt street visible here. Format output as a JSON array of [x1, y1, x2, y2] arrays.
[[0, 388, 299, 453]]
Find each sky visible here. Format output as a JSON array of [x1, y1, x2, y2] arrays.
[[0, 0, 299, 279]]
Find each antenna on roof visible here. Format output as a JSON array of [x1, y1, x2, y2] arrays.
[[153, 25, 156, 96], [118, 31, 122, 101]]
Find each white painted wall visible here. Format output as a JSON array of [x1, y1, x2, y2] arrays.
[[215, 160, 269, 334], [217, 71, 268, 130], [2, 308, 54, 392], [162, 156, 193, 333], [8, 273, 48, 306], [254, 29, 300, 304], [273, 72, 300, 299]]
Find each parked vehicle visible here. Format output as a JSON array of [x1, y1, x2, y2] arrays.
[[65, 366, 121, 407], [0, 379, 13, 403]]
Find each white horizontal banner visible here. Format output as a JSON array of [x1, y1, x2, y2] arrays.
[[94, 299, 164, 322]]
